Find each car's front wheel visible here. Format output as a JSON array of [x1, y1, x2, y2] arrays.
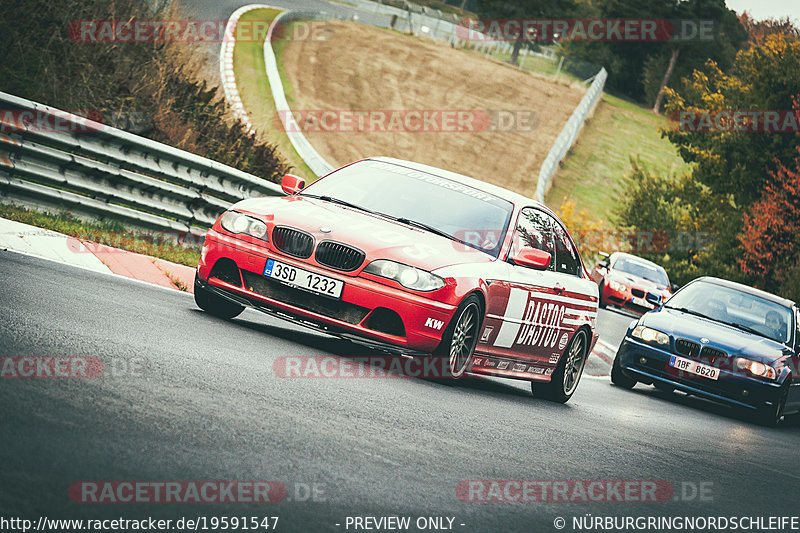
[[436, 294, 482, 379], [533, 329, 589, 403], [194, 275, 244, 319], [611, 353, 637, 389], [755, 381, 789, 427]]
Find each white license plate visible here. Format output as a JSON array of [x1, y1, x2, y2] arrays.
[[264, 259, 343, 299], [669, 355, 719, 380], [632, 297, 654, 308]]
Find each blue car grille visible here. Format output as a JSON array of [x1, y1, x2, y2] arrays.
[[675, 339, 701, 357], [701, 346, 727, 359]]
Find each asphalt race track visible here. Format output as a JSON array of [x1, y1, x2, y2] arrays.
[[1, 250, 798, 532]]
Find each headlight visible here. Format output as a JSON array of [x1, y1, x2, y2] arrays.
[[363, 260, 445, 291], [219, 211, 268, 240], [735, 358, 777, 380], [609, 280, 626, 292], [631, 325, 669, 345]]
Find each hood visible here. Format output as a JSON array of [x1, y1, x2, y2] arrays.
[[231, 196, 494, 271], [641, 307, 790, 363], [609, 270, 669, 293]]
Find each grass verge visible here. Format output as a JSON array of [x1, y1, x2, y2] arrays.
[[0, 203, 201, 267], [546, 92, 691, 223], [233, 9, 317, 181]]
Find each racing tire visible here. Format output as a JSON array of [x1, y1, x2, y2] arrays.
[[783, 411, 800, 426], [194, 275, 245, 320], [435, 294, 483, 380], [533, 329, 589, 403], [754, 381, 789, 427], [611, 353, 637, 389]]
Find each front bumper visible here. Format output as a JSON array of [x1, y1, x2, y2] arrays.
[[602, 285, 654, 315], [197, 230, 456, 353], [616, 337, 783, 411]]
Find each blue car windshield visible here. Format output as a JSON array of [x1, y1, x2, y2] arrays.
[[666, 280, 793, 344], [301, 160, 515, 258]]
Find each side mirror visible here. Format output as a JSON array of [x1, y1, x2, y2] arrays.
[[512, 248, 551, 270], [645, 292, 662, 307], [597, 251, 610, 269], [281, 173, 306, 195]]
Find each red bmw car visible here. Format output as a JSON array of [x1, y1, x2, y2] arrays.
[[195, 158, 599, 402], [590, 252, 674, 314]]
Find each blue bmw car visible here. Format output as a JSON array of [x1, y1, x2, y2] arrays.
[[611, 276, 800, 426]]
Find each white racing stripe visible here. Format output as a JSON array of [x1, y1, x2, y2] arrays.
[[532, 291, 598, 309], [493, 288, 528, 348]]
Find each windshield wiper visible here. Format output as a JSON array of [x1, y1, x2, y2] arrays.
[[721, 321, 780, 342], [664, 306, 715, 321], [393, 217, 456, 241], [304, 194, 377, 215]]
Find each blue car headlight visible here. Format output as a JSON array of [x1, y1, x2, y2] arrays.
[[631, 325, 669, 345], [735, 358, 777, 380]]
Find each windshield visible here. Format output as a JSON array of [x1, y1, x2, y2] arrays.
[[666, 280, 793, 344], [301, 160, 514, 257], [613, 256, 669, 287]]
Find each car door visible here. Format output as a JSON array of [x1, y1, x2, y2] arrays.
[[481, 207, 597, 370]]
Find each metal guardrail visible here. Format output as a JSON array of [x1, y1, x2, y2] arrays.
[[536, 67, 607, 204], [0, 91, 283, 236]]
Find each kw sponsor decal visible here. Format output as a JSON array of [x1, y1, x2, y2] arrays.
[[424, 317, 444, 330], [497, 361, 510, 370]]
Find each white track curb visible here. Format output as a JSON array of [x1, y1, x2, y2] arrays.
[[219, 5, 336, 178]]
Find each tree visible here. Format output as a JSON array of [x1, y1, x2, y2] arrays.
[[649, 0, 746, 113], [560, 0, 745, 104], [664, 34, 800, 206], [738, 12, 800, 46], [473, 0, 579, 65], [739, 146, 800, 297]]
